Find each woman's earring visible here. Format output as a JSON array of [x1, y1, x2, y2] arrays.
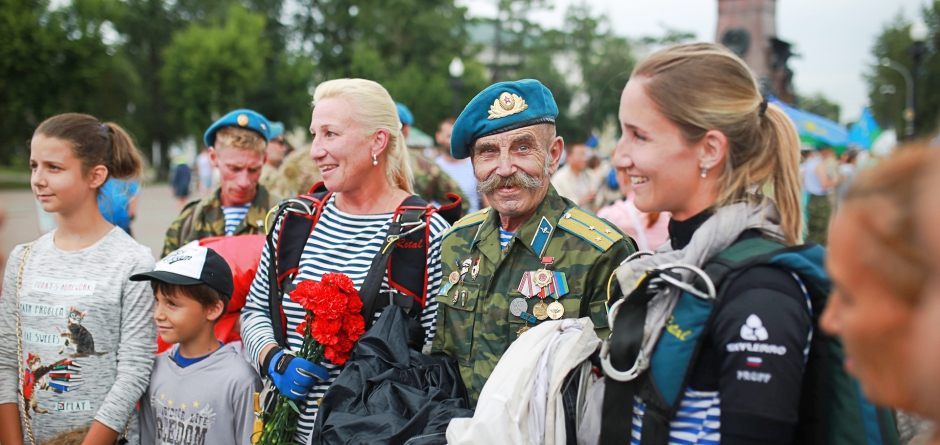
[[700, 164, 709, 178], [372, 154, 378, 166]]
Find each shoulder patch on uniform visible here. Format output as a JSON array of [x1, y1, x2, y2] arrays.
[[444, 208, 490, 238], [557, 207, 623, 252]]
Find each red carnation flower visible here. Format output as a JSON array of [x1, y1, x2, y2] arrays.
[[343, 316, 365, 340], [323, 272, 356, 295], [346, 294, 363, 313], [289, 280, 320, 311], [295, 321, 308, 336]]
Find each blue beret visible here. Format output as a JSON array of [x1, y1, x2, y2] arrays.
[[204, 109, 272, 148], [396, 102, 414, 126], [268, 122, 285, 139], [450, 79, 558, 159]]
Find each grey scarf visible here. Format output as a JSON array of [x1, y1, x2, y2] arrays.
[[609, 197, 787, 378]]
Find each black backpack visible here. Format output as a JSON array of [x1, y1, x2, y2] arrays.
[[600, 236, 901, 445]]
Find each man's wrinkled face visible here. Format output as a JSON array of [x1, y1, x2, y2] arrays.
[[470, 124, 561, 219]]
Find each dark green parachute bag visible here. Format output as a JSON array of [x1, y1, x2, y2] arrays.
[[600, 236, 901, 445]]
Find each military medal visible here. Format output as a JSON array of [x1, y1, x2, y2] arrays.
[[448, 271, 460, 284], [533, 301, 549, 320], [471, 257, 481, 281], [518, 312, 537, 324], [551, 271, 569, 298], [547, 301, 565, 320], [533, 269, 553, 287], [459, 258, 472, 276], [460, 290, 468, 307], [509, 298, 527, 317], [517, 271, 536, 298], [438, 281, 454, 296], [517, 326, 530, 337], [452, 289, 460, 305]]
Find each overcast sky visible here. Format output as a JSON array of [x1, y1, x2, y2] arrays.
[[460, 0, 925, 124]]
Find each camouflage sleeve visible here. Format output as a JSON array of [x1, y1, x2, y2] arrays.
[[434, 171, 470, 215], [582, 237, 636, 339], [161, 206, 195, 257]]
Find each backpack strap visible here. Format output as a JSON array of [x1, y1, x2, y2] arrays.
[[266, 182, 330, 347], [359, 195, 431, 329]]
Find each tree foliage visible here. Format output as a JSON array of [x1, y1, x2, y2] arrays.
[[0, 0, 135, 165], [866, 4, 940, 137], [161, 6, 270, 137], [1, 0, 650, 169]]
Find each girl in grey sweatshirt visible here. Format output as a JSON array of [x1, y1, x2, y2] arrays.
[[0, 113, 157, 445]]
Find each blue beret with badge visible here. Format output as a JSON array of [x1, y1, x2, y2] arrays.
[[396, 102, 414, 126], [450, 79, 558, 159], [204, 109, 272, 148]]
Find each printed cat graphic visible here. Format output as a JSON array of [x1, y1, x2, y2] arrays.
[[22, 353, 70, 418], [59, 307, 108, 358]]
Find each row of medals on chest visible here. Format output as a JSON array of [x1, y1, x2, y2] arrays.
[[440, 256, 569, 337]]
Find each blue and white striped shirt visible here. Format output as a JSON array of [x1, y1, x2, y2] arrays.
[[499, 228, 514, 250], [632, 391, 722, 445], [221, 204, 250, 236], [241, 194, 449, 442]]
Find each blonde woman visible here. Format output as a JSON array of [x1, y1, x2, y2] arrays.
[[241, 79, 450, 442], [603, 43, 808, 444]]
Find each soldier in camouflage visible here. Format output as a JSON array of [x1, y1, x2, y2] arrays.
[[396, 102, 469, 220], [163, 109, 283, 256], [431, 79, 636, 406]]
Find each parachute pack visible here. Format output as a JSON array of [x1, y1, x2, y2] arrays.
[[600, 236, 900, 445]]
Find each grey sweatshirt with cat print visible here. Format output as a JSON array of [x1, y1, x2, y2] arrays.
[[0, 228, 157, 444]]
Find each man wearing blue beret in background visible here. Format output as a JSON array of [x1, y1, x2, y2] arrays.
[[430, 79, 636, 406], [397, 102, 470, 222], [163, 109, 283, 256]]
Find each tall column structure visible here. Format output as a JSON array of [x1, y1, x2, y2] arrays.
[[716, 0, 795, 104]]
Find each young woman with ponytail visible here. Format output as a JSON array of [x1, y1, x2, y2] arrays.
[[0, 113, 156, 444], [240, 78, 448, 442], [606, 43, 810, 444]]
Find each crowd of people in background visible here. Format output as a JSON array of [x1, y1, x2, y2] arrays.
[[3, 41, 940, 445]]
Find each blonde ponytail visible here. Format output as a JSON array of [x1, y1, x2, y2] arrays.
[[762, 104, 803, 244], [634, 43, 804, 245]]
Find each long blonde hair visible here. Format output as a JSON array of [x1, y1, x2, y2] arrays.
[[312, 79, 414, 193], [634, 43, 803, 245]]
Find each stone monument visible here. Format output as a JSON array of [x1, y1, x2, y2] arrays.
[[716, 0, 795, 104]]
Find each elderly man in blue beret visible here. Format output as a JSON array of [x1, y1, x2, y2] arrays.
[[163, 109, 283, 256], [430, 79, 636, 406]]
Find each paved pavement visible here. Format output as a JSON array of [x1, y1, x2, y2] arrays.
[[1, 184, 182, 262]]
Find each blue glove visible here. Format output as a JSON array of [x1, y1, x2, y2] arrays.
[[266, 349, 329, 401]]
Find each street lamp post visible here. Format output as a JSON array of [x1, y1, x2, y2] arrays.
[[880, 84, 896, 128], [909, 19, 929, 136], [881, 57, 914, 139], [448, 57, 465, 118]]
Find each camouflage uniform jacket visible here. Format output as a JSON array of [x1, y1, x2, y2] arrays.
[[410, 150, 470, 215], [162, 185, 281, 257], [431, 186, 636, 406], [267, 149, 323, 198]]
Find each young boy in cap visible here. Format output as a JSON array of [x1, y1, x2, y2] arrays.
[[132, 244, 261, 445]]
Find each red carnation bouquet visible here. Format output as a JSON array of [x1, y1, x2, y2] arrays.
[[258, 272, 366, 444]]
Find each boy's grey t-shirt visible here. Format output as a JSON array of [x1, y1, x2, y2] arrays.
[[0, 228, 157, 443], [140, 343, 262, 445]]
